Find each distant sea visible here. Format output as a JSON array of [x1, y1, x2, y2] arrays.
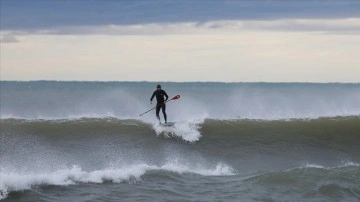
[[1, 81, 360, 201]]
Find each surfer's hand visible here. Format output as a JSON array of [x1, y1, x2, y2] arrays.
[[150, 101, 152, 104]]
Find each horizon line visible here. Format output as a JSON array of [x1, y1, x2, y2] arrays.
[[1, 80, 359, 84]]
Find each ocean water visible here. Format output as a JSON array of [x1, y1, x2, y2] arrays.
[[1, 81, 360, 201]]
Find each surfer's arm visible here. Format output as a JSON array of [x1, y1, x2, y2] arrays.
[[163, 90, 169, 101], [150, 91, 156, 102]]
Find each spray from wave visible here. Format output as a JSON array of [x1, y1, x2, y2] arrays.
[[1, 82, 359, 120]]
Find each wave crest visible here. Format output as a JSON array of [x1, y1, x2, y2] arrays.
[[0, 162, 234, 200]]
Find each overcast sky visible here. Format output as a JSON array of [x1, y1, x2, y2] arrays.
[[1, 0, 360, 82]]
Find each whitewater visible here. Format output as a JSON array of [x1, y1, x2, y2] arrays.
[[1, 81, 360, 201]]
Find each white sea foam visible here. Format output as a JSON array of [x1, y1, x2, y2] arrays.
[[302, 161, 360, 170], [0, 162, 234, 200], [152, 118, 205, 142]]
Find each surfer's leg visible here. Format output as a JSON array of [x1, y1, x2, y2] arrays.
[[156, 105, 161, 122], [162, 104, 167, 123]]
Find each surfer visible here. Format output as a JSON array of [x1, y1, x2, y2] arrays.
[[150, 84, 169, 123]]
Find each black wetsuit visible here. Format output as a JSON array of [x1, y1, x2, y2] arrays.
[[150, 89, 169, 122]]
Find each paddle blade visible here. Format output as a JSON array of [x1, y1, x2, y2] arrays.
[[171, 95, 180, 100]]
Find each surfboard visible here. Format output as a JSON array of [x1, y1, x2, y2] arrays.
[[161, 122, 175, 127]]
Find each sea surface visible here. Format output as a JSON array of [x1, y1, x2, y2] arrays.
[[1, 81, 360, 202]]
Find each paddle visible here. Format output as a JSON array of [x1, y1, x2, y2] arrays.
[[139, 95, 180, 116]]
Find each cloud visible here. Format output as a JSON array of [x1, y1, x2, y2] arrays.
[[203, 18, 360, 32], [2, 18, 360, 36], [0, 34, 19, 43], [1, 30, 359, 82]]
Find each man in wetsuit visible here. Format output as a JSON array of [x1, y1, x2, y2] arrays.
[[150, 84, 169, 123]]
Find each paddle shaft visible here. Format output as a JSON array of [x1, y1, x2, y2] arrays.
[[139, 95, 180, 116], [139, 100, 170, 116]]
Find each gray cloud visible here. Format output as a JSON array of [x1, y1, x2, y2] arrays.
[[1, 0, 360, 31], [4, 18, 359, 36]]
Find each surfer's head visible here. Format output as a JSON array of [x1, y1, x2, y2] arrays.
[[157, 84, 161, 89]]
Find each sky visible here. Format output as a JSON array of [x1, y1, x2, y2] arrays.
[[1, 0, 360, 82]]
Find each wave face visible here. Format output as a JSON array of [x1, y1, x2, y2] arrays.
[[1, 81, 360, 201], [1, 81, 360, 120], [1, 117, 360, 201]]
